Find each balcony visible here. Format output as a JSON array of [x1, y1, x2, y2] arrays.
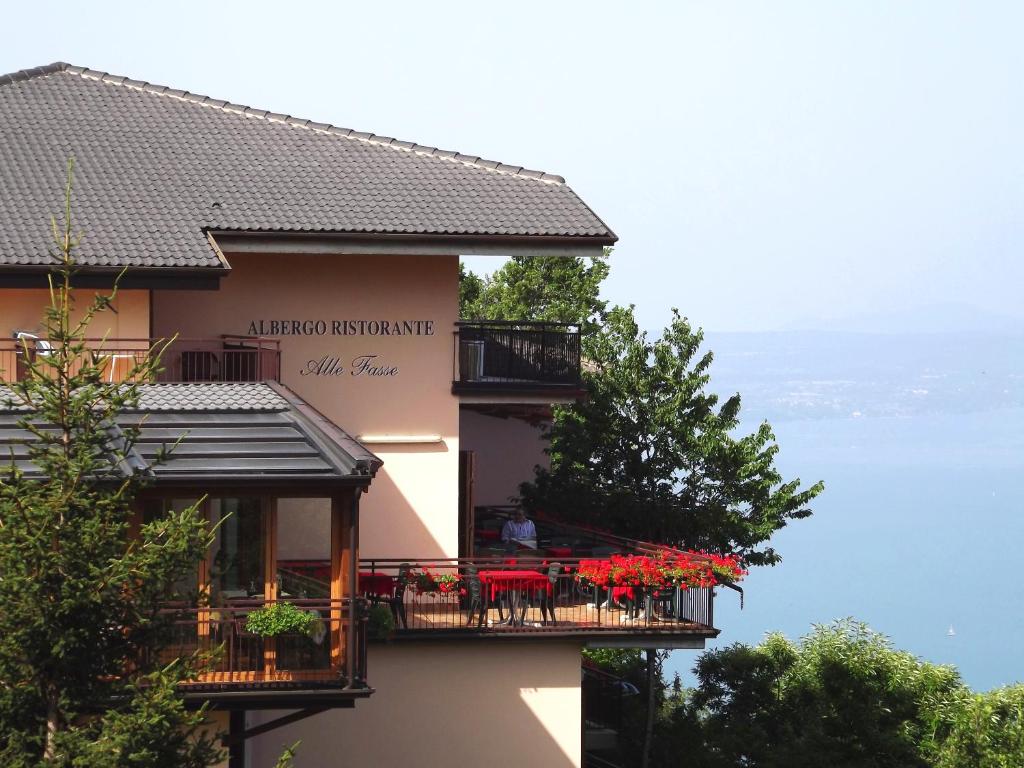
[[356, 556, 721, 649], [155, 598, 369, 706], [452, 321, 584, 398], [131, 491, 372, 708], [0, 336, 281, 384], [350, 506, 739, 647]]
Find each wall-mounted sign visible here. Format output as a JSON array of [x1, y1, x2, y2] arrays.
[[247, 319, 434, 337], [301, 354, 399, 378], [246, 319, 431, 379]]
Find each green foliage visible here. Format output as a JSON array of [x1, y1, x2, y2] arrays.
[[933, 686, 1024, 768], [51, 663, 217, 768], [688, 621, 963, 767], [521, 306, 823, 565], [583, 648, 645, 679], [245, 602, 319, 637], [367, 603, 396, 641], [593, 619, 1024, 768], [272, 743, 300, 768], [459, 252, 609, 332], [458, 263, 485, 319], [0, 162, 218, 766]]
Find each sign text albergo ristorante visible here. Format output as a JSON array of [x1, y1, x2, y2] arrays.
[[246, 318, 435, 378]]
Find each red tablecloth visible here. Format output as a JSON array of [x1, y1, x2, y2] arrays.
[[478, 570, 552, 602], [611, 585, 638, 602], [547, 546, 573, 558], [477, 529, 500, 541], [359, 571, 396, 597]]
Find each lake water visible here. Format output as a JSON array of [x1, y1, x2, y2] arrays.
[[664, 332, 1024, 691]]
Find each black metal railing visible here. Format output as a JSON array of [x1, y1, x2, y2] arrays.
[[357, 557, 716, 637], [583, 663, 632, 732], [152, 597, 368, 688], [473, 504, 671, 560], [453, 321, 582, 388], [0, 336, 281, 385]]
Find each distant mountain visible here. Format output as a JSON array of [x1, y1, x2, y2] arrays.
[[784, 302, 1023, 335], [702, 330, 1024, 422]]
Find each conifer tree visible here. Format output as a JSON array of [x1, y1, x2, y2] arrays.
[[0, 162, 219, 766]]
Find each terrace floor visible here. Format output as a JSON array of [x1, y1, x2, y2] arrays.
[[387, 593, 717, 638]]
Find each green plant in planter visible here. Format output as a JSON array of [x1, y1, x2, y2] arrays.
[[245, 602, 318, 637], [367, 603, 396, 641]]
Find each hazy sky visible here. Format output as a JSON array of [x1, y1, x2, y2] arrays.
[[3, 1, 1021, 332]]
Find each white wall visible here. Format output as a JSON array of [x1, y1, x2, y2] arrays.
[[153, 252, 461, 560], [247, 642, 583, 768]]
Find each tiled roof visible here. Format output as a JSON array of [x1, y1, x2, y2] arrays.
[[132, 382, 289, 412], [0, 63, 615, 270], [0, 382, 381, 484]]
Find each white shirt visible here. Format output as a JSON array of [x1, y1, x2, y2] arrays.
[[501, 518, 537, 544]]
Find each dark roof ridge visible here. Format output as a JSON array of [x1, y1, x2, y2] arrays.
[[0, 61, 71, 85], [0, 61, 567, 185]]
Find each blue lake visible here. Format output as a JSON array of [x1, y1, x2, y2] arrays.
[[664, 333, 1024, 691]]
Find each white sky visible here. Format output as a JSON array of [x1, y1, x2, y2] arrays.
[[3, 1, 1021, 332]]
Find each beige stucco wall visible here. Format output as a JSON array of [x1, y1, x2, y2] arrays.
[[461, 409, 551, 507], [152, 253, 460, 559], [247, 642, 583, 768], [0, 288, 150, 338], [195, 710, 229, 768]]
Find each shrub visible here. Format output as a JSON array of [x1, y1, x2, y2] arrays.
[[245, 603, 318, 637]]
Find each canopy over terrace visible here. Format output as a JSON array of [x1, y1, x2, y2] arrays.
[[0, 380, 381, 487], [0, 381, 382, 707]]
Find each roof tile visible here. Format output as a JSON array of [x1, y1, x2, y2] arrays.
[[0, 63, 615, 270], [0, 64, 610, 274]]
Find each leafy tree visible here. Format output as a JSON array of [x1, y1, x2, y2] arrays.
[[520, 305, 823, 565], [459, 252, 609, 331], [589, 620, 1024, 768], [0, 163, 218, 766], [933, 686, 1024, 768], [687, 621, 964, 768], [458, 263, 484, 319]]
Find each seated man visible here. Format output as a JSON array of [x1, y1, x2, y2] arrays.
[[501, 509, 538, 550]]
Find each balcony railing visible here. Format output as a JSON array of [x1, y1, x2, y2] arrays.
[[453, 321, 582, 393], [357, 557, 717, 641], [0, 336, 281, 384], [153, 598, 368, 691]]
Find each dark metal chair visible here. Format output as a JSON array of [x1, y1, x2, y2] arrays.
[[389, 563, 412, 630], [649, 585, 682, 623], [537, 562, 561, 626], [462, 566, 484, 627]]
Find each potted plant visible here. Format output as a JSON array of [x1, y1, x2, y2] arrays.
[[245, 602, 319, 637], [245, 602, 327, 670], [367, 602, 396, 642], [413, 569, 461, 597]]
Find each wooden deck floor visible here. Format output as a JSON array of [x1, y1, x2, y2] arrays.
[[399, 599, 712, 634]]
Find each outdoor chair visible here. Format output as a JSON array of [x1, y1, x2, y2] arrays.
[[649, 585, 683, 622], [462, 566, 484, 627], [389, 563, 412, 630], [537, 562, 561, 626]]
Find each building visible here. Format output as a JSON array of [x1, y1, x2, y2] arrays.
[[0, 62, 728, 767]]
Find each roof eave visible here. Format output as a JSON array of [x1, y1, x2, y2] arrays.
[[143, 474, 375, 490], [209, 231, 616, 259], [0, 264, 229, 290]]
